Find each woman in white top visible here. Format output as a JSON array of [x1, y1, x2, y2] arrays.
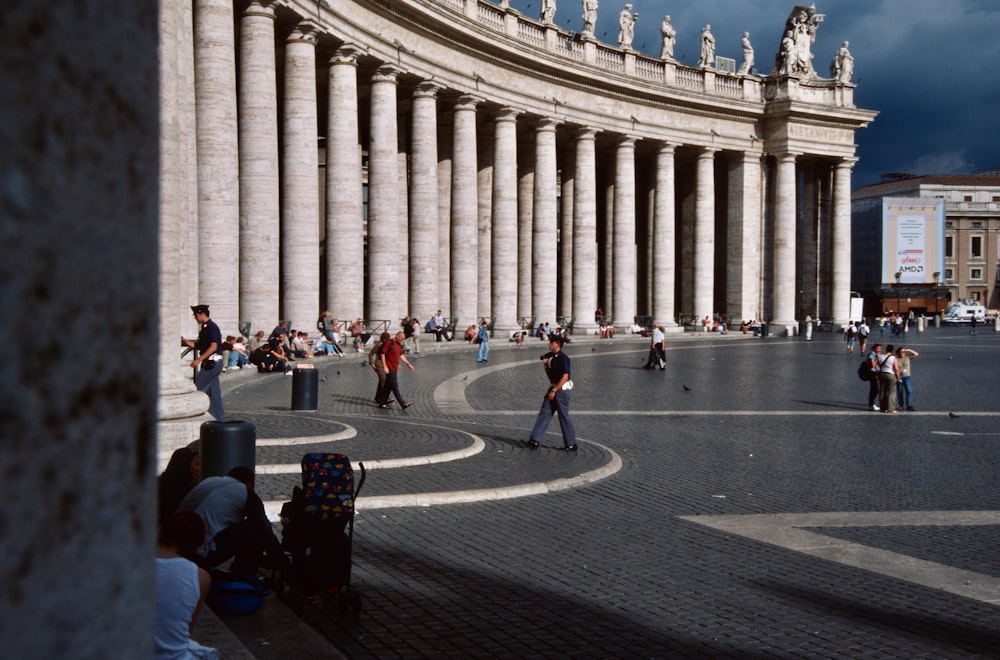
[[155, 511, 217, 659], [877, 343, 901, 413]]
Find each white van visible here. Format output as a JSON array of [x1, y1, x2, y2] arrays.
[[942, 303, 986, 323]]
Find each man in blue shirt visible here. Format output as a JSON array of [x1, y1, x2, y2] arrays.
[[182, 304, 224, 420], [526, 338, 577, 451]]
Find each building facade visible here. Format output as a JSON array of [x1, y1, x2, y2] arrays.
[[157, 0, 877, 443], [852, 175, 1000, 314]]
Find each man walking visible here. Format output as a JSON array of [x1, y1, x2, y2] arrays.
[[526, 338, 577, 451], [181, 304, 224, 420], [378, 330, 415, 410]]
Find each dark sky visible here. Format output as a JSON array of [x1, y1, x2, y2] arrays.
[[500, 0, 1000, 188]]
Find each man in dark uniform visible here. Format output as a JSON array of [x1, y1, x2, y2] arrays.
[[526, 338, 577, 451], [181, 304, 224, 420]]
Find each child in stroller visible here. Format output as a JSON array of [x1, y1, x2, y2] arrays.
[[279, 453, 365, 612]]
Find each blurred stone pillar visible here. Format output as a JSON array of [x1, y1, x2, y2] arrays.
[[1, 0, 160, 654]]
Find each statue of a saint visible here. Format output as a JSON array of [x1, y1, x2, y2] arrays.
[[618, 4, 637, 49], [698, 24, 715, 68], [660, 15, 676, 60], [771, 5, 824, 77], [737, 32, 754, 74], [541, 0, 556, 24], [581, 0, 598, 36], [830, 41, 854, 82]]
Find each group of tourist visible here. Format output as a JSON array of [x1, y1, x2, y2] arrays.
[[860, 342, 919, 413]]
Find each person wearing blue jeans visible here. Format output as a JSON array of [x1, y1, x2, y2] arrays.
[[526, 338, 577, 451], [895, 346, 919, 411], [476, 322, 490, 362]]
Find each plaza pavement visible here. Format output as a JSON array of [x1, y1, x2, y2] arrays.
[[198, 325, 1000, 658]]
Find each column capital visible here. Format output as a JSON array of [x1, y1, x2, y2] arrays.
[[287, 21, 319, 45], [656, 141, 679, 154], [330, 43, 363, 65], [617, 134, 639, 148], [575, 127, 597, 140], [697, 145, 719, 157], [372, 63, 403, 83], [495, 106, 522, 123], [836, 156, 859, 169], [773, 151, 801, 162], [454, 94, 483, 110], [414, 80, 445, 98], [536, 116, 562, 132], [242, 0, 277, 19]]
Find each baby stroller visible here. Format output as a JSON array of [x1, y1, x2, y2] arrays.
[[278, 452, 366, 613]]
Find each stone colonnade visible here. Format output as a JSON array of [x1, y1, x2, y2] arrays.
[[172, 0, 859, 347]]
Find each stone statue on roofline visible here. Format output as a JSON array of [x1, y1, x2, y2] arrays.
[[737, 32, 754, 75], [541, 0, 556, 24], [698, 24, 715, 68], [830, 41, 854, 82], [582, 0, 598, 36], [660, 15, 676, 60], [770, 4, 824, 77], [618, 4, 637, 49]]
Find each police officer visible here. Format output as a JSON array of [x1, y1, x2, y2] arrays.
[[526, 338, 577, 451], [182, 304, 224, 420]]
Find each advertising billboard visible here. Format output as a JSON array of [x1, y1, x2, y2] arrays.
[[881, 197, 945, 284]]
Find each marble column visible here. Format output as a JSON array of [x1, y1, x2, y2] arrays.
[[409, 81, 442, 320], [572, 128, 598, 334], [194, 0, 240, 333], [326, 45, 364, 321], [559, 156, 575, 319], [160, 0, 211, 453], [397, 126, 410, 314], [693, 147, 717, 324], [612, 136, 637, 330], [450, 95, 480, 328], [238, 0, 279, 334], [491, 108, 520, 333], [831, 158, 855, 327], [437, 112, 453, 313], [532, 118, 560, 327], [652, 142, 677, 326], [517, 161, 534, 322], [726, 151, 763, 323], [478, 124, 494, 321], [799, 160, 818, 319], [817, 163, 834, 321], [773, 152, 799, 331], [281, 23, 319, 332], [368, 64, 402, 323]]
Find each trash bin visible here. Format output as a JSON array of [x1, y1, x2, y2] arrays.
[[760, 322, 769, 338], [200, 419, 256, 479], [291, 365, 319, 411]]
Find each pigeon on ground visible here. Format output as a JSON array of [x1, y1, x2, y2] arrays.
[[949, 412, 960, 419], [683, 385, 692, 392]]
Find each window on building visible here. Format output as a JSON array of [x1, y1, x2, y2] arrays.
[[945, 268, 953, 280], [971, 268, 982, 280], [972, 221, 982, 228], [971, 236, 983, 258], [964, 195, 973, 202], [993, 195, 1000, 202], [971, 291, 981, 301], [946, 236, 953, 258], [946, 221, 953, 228]]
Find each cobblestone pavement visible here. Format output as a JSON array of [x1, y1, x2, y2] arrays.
[[216, 327, 1000, 658]]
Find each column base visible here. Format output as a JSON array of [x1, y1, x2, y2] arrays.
[[157, 388, 211, 472], [770, 321, 797, 337]]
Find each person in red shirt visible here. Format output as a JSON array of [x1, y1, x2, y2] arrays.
[[378, 330, 415, 409]]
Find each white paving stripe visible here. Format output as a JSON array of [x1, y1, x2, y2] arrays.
[[680, 511, 1000, 606]]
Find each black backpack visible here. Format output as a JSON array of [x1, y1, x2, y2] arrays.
[[857, 358, 872, 381]]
